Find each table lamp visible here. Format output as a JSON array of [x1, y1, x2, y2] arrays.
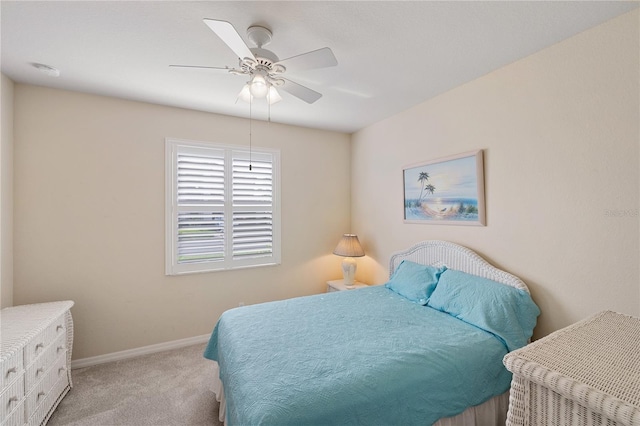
[[333, 234, 365, 286]]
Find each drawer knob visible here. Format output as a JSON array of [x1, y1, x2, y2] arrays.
[[56, 325, 64, 332], [5, 367, 17, 378], [35, 343, 44, 352], [58, 366, 67, 375], [57, 345, 65, 353], [36, 367, 45, 376], [7, 395, 19, 410], [37, 391, 46, 400]]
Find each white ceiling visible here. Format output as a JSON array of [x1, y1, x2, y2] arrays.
[[1, 1, 637, 134]]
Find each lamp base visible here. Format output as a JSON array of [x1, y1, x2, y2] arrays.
[[341, 257, 357, 286]]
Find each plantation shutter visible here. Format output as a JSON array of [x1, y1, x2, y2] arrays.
[[176, 146, 226, 265], [166, 139, 280, 275], [232, 151, 274, 260]]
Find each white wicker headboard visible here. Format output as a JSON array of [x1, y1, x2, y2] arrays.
[[389, 240, 530, 293]]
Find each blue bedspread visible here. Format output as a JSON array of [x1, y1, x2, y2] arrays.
[[204, 286, 515, 425]]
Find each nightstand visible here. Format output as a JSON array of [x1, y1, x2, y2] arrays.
[[326, 279, 367, 292]]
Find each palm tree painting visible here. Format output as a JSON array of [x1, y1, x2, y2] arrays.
[[403, 150, 485, 225], [416, 172, 434, 204]]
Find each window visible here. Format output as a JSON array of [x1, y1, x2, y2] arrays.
[[165, 138, 280, 275]]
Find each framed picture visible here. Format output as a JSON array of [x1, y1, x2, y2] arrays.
[[403, 150, 485, 225]]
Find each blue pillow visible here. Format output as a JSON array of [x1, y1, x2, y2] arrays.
[[427, 269, 540, 351], [385, 260, 446, 305]]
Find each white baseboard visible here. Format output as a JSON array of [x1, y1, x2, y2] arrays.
[[71, 334, 211, 369]]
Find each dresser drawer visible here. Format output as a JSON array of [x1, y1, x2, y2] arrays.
[[25, 372, 50, 420], [1, 399, 24, 426], [24, 313, 66, 366], [27, 360, 70, 426], [25, 350, 67, 420], [51, 331, 68, 363], [25, 332, 66, 391], [0, 374, 24, 421], [48, 313, 68, 344], [0, 350, 23, 394], [24, 328, 48, 367]]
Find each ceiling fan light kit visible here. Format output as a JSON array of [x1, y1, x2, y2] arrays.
[[171, 19, 337, 105], [238, 83, 282, 105], [268, 86, 282, 104], [249, 70, 269, 97]]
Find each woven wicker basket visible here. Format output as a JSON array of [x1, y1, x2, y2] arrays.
[[503, 311, 640, 426]]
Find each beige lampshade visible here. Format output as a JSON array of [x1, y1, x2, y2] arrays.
[[333, 234, 365, 257]]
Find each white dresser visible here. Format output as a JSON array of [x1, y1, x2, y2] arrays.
[[1, 301, 74, 426], [504, 310, 640, 426]]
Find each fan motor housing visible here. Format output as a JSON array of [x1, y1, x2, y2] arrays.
[[250, 47, 279, 63], [240, 48, 284, 75]]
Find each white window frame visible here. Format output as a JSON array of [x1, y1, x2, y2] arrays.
[[165, 138, 281, 275]]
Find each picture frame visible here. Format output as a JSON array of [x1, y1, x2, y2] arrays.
[[403, 150, 485, 225]]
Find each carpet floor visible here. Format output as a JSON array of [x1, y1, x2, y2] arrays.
[[47, 343, 223, 426]]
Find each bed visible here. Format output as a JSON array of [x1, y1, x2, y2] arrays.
[[204, 240, 540, 425]]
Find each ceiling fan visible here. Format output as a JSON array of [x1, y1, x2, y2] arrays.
[[170, 19, 338, 105]]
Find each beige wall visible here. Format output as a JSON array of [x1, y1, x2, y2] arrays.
[[13, 85, 351, 359], [352, 10, 640, 339], [1, 73, 14, 308], [10, 10, 640, 358]]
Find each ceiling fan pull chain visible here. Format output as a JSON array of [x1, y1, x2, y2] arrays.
[[249, 96, 252, 171]]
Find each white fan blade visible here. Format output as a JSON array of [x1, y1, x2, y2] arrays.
[[203, 19, 256, 61], [169, 65, 229, 72], [280, 78, 322, 104], [276, 47, 337, 72]]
